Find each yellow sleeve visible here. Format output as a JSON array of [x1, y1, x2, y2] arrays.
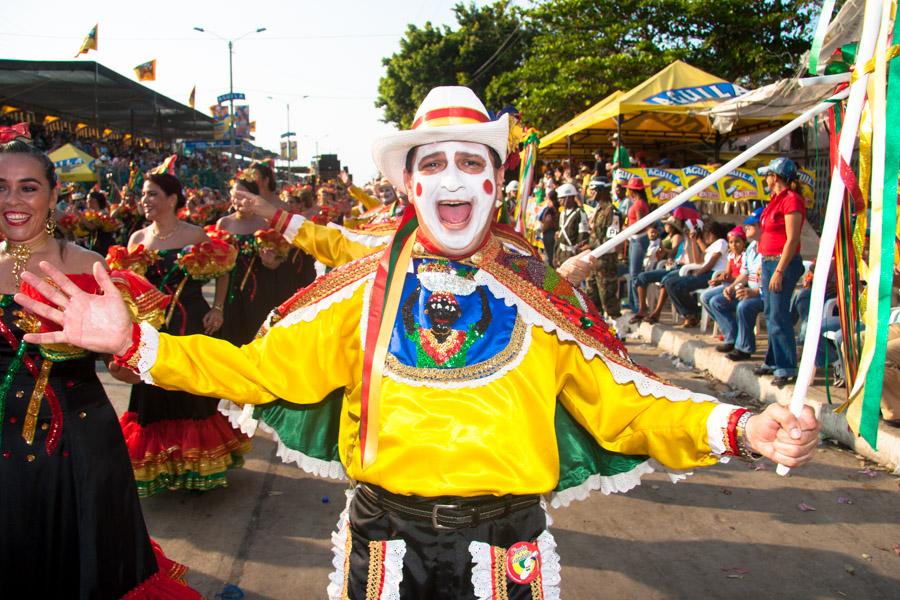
[[289, 219, 377, 268], [348, 184, 381, 211], [147, 284, 363, 404], [556, 341, 719, 470]]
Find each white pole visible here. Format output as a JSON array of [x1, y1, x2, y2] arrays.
[[586, 87, 850, 260], [778, 0, 885, 475]]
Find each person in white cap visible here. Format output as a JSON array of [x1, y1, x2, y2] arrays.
[[553, 182, 589, 266], [17, 86, 820, 599]]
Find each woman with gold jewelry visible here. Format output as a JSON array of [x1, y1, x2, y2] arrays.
[[0, 129, 200, 597], [115, 168, 251, 497]]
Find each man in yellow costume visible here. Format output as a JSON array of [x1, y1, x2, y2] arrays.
[[19, 87, 819, 600]]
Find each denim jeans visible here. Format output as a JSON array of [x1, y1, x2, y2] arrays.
[[633, 268, 673, 289], [708, 292, 765, 352], [628, 235, 650, 311], [664, 271, 713, 318], [761, 256, 804, 377], [699, 285, 725, 315]]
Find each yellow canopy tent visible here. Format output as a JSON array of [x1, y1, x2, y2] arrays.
[[540, 61, 758, 160], [48, 143, 98, 182]]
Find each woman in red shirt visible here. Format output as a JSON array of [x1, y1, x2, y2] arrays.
[[755, 157, 806, 387]]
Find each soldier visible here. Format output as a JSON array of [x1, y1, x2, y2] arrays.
[[586, 176, 622, 318], [553, 182, 589, 266]]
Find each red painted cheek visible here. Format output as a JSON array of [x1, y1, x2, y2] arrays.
[[483, 179, 494, 195], [415, 182, 423, 197]]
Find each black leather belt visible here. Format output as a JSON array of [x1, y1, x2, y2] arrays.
[[358, 484, 540, 530]]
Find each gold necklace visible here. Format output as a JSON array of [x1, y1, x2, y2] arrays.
[[153, 222, 180, 241], [4, 241, 33, 288]]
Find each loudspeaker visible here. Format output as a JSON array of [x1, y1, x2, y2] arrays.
[[317, 154, 341, 174]]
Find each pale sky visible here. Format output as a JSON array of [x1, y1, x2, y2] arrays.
[[0, 0, 497, 181]]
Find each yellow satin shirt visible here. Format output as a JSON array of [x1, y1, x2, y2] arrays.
[[290, 220, 381, 268], [148, 282, 719, 497]]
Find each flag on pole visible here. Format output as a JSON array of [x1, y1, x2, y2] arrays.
[[188, 85, 196, 109], [74, 24, 98, 58], [134, 60, 156, 82], [514, 131, 540, 234]]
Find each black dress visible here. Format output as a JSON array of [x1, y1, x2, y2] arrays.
[[220, 234, 317, 346], [0, 291, 197, 599], [121, 249, 251, 497]]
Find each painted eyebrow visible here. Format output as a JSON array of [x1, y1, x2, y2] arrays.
[[455, 152, 486, 161], [417, 151, 446, 165], [0, 177, 43, 184]]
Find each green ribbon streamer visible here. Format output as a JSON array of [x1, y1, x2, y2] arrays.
[[808, 0, 837, 75], [859, 19, 900, 449], [0, 324, 28, 450]]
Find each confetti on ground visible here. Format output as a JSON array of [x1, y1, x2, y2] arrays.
[[267, 490, 283, 497], [322, 495, 330, 504], [798, 502, 817, 512], [861, 553, 871, 561], [837, 496, 853, 505], [893, 545, 900, 556], [721, 488, 733, 495], [857, 467, 878, 478], [843, 564, 856, 576]]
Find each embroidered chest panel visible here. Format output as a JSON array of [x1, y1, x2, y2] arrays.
[[384, 258, 526, 386]]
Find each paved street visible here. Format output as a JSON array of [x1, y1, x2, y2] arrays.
[[102, 341, 900, 599]]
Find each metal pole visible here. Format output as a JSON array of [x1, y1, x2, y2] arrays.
[[287, 103, 291, 184], [228, 40, 235, 172]]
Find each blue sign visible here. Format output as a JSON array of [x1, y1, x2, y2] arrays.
[[217, 92, 246, 103], [643, 83, 739, 106], [280, 131, 296, 138]]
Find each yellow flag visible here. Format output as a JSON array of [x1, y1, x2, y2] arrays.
[[134, 60, 156, 82], [75, 24, 98, 58], [188, 85, 196, 109]]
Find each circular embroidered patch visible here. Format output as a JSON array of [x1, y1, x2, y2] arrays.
[[506, 541, 541, 585]]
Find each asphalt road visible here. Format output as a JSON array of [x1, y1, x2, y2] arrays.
[[101, 341, 900, 600]]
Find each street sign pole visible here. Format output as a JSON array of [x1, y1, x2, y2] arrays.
[[228, 40, 235, 172]]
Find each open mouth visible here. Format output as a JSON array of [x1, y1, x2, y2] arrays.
[[436, 200, 472, 229], [3, 211, 32, 227]]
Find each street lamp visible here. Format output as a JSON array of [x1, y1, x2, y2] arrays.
[[268, 94, 308, 184], [194, 26, 266, 171]]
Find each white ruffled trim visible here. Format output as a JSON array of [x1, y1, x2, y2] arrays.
[[380, 539, 407, 600], [136, 321, 159, 384], [314, 261, 327, 278], [273, 273, 373, 331], [706, 403, 741, 457], [473, 269, 718, 404], [326, 488, 356, 600], [536, 530, 561, 599], [257, 417, 348, 480], [468, 540, 493, 600], [469, 530, 561, 599], [549, 458, 691, 509], [283, 213, 305, 244], [327, 222, 392, 248], [217, 400, 259, 436]]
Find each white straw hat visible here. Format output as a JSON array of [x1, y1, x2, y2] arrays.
[[372, 86, 509, 190]]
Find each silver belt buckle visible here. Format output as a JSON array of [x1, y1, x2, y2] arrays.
[[431, 503, 460, 530]]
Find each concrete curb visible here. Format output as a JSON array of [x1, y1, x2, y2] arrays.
[[619, 317, 900, 473]]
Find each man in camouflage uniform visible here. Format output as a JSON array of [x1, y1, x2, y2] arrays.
[[586, 176, 622, 317], [554, 182, 589, 266]]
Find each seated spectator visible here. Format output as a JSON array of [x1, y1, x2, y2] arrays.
[[707, 209, 764, 360], [664, 221, 730, 328], [630, 216, 689, 324], [699, 226, 746, 320]]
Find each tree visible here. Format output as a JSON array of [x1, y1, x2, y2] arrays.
[[376, 1, 532, 129]]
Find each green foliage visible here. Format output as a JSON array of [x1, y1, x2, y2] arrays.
[[376, 1, 531, 129], [377, 0, 820, 132]]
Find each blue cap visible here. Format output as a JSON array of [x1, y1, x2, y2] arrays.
[[743, 207, 764, 226], [757, 157, 798, 181]]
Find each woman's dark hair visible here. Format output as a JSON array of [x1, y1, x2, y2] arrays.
[[404, 145, 502, 174], [88, 190, 107, 210], [0, 139, 58, 187], [249, 160, 276, 192], [147, 172, 186, 209], [704, 221, 730, 240], [547, 189, 559, 208], [234, 178, 260, 196], [629, 187, 648, 202]]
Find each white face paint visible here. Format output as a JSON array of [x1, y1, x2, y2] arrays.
[[406, 140, 498, 256]]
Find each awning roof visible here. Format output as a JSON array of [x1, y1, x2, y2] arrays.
[[0, 59, 214, 140], [540, 61, 764, 158]]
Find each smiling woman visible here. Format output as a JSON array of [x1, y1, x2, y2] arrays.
[[0, 131, 200, 598]]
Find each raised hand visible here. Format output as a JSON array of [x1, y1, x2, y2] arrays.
[[745, 404, 820, 468], [15, 261, 133, 356], [233, 189, 277, 221]]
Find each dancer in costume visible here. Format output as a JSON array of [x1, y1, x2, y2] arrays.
[[113, 167, 251, 496], [0, 130, 200, 598], [215, 176, 307, 346], [19, 89, 819, 599]]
